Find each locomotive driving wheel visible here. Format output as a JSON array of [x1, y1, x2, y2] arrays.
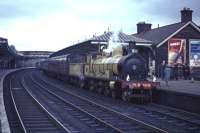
[[89, 86, 95, 91], [111, 90, 117, 99], [122, 90, 130, 101], [89, 80, 95, 91], [79, 81, 85, 89], [103, 87, 110, 96], [97, 82, 104, 94], [97, 87, 103, 94]]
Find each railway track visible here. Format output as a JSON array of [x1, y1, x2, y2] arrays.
[[150, 103, 200, 124], [5, 73, 70, 133], [34, 69, 200, 133], [3, 74, 25, 133], [28, 71, 167, 133], [23, 73, 122, 133], [132, 104, 200, 131], [4, 69, 200, 132]]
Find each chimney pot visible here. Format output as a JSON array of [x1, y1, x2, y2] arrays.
[[181, 7, 193, 23], [137, 22, 152, 34]]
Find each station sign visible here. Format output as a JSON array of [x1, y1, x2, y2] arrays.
[[168, 39, 186, 65], [189, 40, 200, 67]]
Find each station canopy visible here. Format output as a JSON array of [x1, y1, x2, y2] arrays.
[[51, 31, 153, 57], [89, 31, 152, 46]]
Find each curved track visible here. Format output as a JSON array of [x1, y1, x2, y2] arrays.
[[4, 72, 70, 133], [27, 70, 167, 133], [23, 73, 122, 133], [3, 74, 25, 133], [34, 69, 200, 133], [4, 69, 200, 133]]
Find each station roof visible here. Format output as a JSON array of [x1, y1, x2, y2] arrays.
[[51, 31, 152, 57], [89, 31, 152, 44], [133, 21, 200, 47], [0, 37, 22, 60], [18, 51, 53, 58]]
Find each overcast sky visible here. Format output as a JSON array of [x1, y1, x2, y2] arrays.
[[0, 0, 200, 51]]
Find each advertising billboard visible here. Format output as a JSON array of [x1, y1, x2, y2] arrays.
[[168, 39, 186, 65], [189, 40, 200, 67]]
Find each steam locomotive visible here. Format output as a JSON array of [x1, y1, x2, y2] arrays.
[[37, 45, 159, 102]]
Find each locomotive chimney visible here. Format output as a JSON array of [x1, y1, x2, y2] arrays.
[[128, 42, 138, 53], [181, 7, 193, 23], [137, 22, 152, 34]]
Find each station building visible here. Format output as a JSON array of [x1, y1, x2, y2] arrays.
[[132, 8, 200, 78], [0, 37, 52, 68], [0, 37, 18, 68]]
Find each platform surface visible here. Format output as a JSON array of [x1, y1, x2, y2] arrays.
[[0, 69, 15, 133], [157, 78, 200, 96]]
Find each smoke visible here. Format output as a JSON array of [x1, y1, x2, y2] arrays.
[[103, 30, 124, 54]]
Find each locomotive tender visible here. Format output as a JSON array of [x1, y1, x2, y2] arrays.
[[37, 45, 159, 102]]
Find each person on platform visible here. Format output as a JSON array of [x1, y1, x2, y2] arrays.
[[183, 64, 190, 80], [173, 63, 178, 80], [160, 60, 166, 80], [164, 64, 171, 86], [190, 67, 194, 83]]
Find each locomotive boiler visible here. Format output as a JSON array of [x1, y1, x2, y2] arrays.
[[37, 45, 159, 102], [85, 46, 147, 81]]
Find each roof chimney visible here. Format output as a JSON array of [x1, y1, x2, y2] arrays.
[[137, 22, 152, 34], [181, 7, 193, 23]]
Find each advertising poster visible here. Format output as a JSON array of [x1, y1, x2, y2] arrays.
[[189, 40, 200, 67], [168, 39, 186, 65]]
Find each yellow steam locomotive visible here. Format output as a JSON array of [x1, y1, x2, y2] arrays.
[[37, 45, 159, 102]]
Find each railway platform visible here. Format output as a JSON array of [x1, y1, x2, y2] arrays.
[[153, 79, 200, 114], [0, 68, 28, 133], [0, 69, 13, 133]]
